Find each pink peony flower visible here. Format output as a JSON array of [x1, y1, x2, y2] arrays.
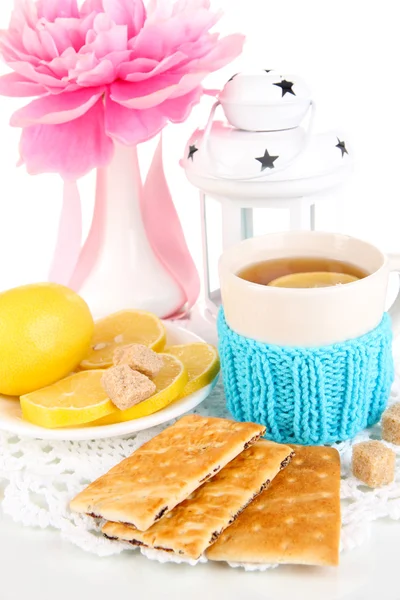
[[0, 0, 244, 179]]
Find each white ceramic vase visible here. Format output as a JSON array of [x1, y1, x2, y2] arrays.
[[76, 143, 185, 320]]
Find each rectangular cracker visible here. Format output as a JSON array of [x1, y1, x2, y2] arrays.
[[70, 414, 265, 531], [102, 440, 294, 559], [206, 445, 341, 567]]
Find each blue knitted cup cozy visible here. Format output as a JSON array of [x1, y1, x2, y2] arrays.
[[218, 309, 394, 445]]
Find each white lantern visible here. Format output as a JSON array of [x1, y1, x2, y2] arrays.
[[182, 70, 353, 317]]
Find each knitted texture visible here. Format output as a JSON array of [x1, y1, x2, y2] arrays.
[[218, 310, 394, 445]]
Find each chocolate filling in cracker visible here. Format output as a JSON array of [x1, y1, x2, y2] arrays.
[[280, 452, 295, 470], [71, 415, 266, 531], [102, 439, 293, 559], [154, 507, 169, 521], [243, 434, 263, 450], [200, 466, 221, 483]]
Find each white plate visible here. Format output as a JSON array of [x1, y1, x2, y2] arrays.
[[0, 323, 218, 441]]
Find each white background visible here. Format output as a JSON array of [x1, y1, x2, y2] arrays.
[[0, 0, 398, 292], [0, 4, 399, 599]]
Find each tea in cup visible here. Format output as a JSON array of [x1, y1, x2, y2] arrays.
[[237, 256, 368, 288], [218, 231, 400, 444]]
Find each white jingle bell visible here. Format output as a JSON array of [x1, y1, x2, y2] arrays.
[[219, 69, 312, 131], [183, 123, 351, 196]]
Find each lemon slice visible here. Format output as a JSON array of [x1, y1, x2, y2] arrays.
[[268, 272, 359, 288], [93, 354, 188, 425], [164, 343, 220, 398], [80, 310, 166, 370], [20, 371, 117, 429]]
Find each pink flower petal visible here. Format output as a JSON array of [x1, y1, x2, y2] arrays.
[[21, 24, 45, 58], [165, 72, 208, 99], [160, 86, 202, 122], [69, 52, 98, 78], [176, 33, 218, 63], [110, 72, 204, 108], [92, 12, 113, 32], [117, 56, 157, 77], [119, 52, 186, 81], [45, 51, 77, 78], [6, 60, 66, 88], [0, 30, 40, 65], [171, 0, 211, 13], [131, 8, 221, 60], [37, 29, 60, 59], [112, 84, 175, 109], [188, 33, 245, 71], [10, 87, 104, 126], [110, 74, 179, 107], [53, 13, 97, 51], [19, 97, 114, 179], [102, 0, 146, 38], [80, 0, 104, 15], [9, 0, 38, 31], [83, 19, 128, 57], [36, 0, 79, 20], [148, 0, 210, 21], [145, 0, 173, 21], [127, 27, 163, 59], [105, 95, 166, 145], [100, 49, 132, 68], [37, 20, 78, 55], [76, 59, 115, 85], [0, 72, 47, 97]]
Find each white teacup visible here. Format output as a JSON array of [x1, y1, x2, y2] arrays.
[[219, 231, 400, 347]]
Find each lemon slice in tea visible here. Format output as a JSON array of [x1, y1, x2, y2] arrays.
[[268, 272, 359, 288]]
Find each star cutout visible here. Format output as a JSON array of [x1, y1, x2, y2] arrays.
[[256, 149, 279, 171], [335, 138, 348, 157], [187, 144, 198, 161], [228, 73, 238, 82], [273, 79, 296, 97]]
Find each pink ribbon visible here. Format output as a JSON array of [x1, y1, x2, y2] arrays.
[[49, 138, 200, 318], [141, 134, 200, 318], [68, 167, 108, 292], [48, 179, 82, 286]]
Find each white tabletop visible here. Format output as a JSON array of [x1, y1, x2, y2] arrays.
[[0, 509, 399, 600], [1, 308, 399, 600]]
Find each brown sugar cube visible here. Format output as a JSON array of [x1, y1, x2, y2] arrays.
[[101, 364, 156, 410], [382, 403, 400, 445], [352, 441, 395, 488], [113, 344, 164, 378]]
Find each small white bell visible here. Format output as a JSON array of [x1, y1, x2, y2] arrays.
[[218, 69, 312, 131]]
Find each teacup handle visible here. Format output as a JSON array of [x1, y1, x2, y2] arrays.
[[387, 254, 400, 337]]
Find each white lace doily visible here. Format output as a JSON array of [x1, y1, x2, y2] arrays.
[[1, 374, 400, 570]]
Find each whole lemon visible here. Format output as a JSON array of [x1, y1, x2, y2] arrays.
[[0, 283, 94, 396]]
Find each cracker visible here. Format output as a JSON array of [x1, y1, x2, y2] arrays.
[[70, 414, 265, 531], [102, 440, 293, 559], [207, 445, 341, 567]]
